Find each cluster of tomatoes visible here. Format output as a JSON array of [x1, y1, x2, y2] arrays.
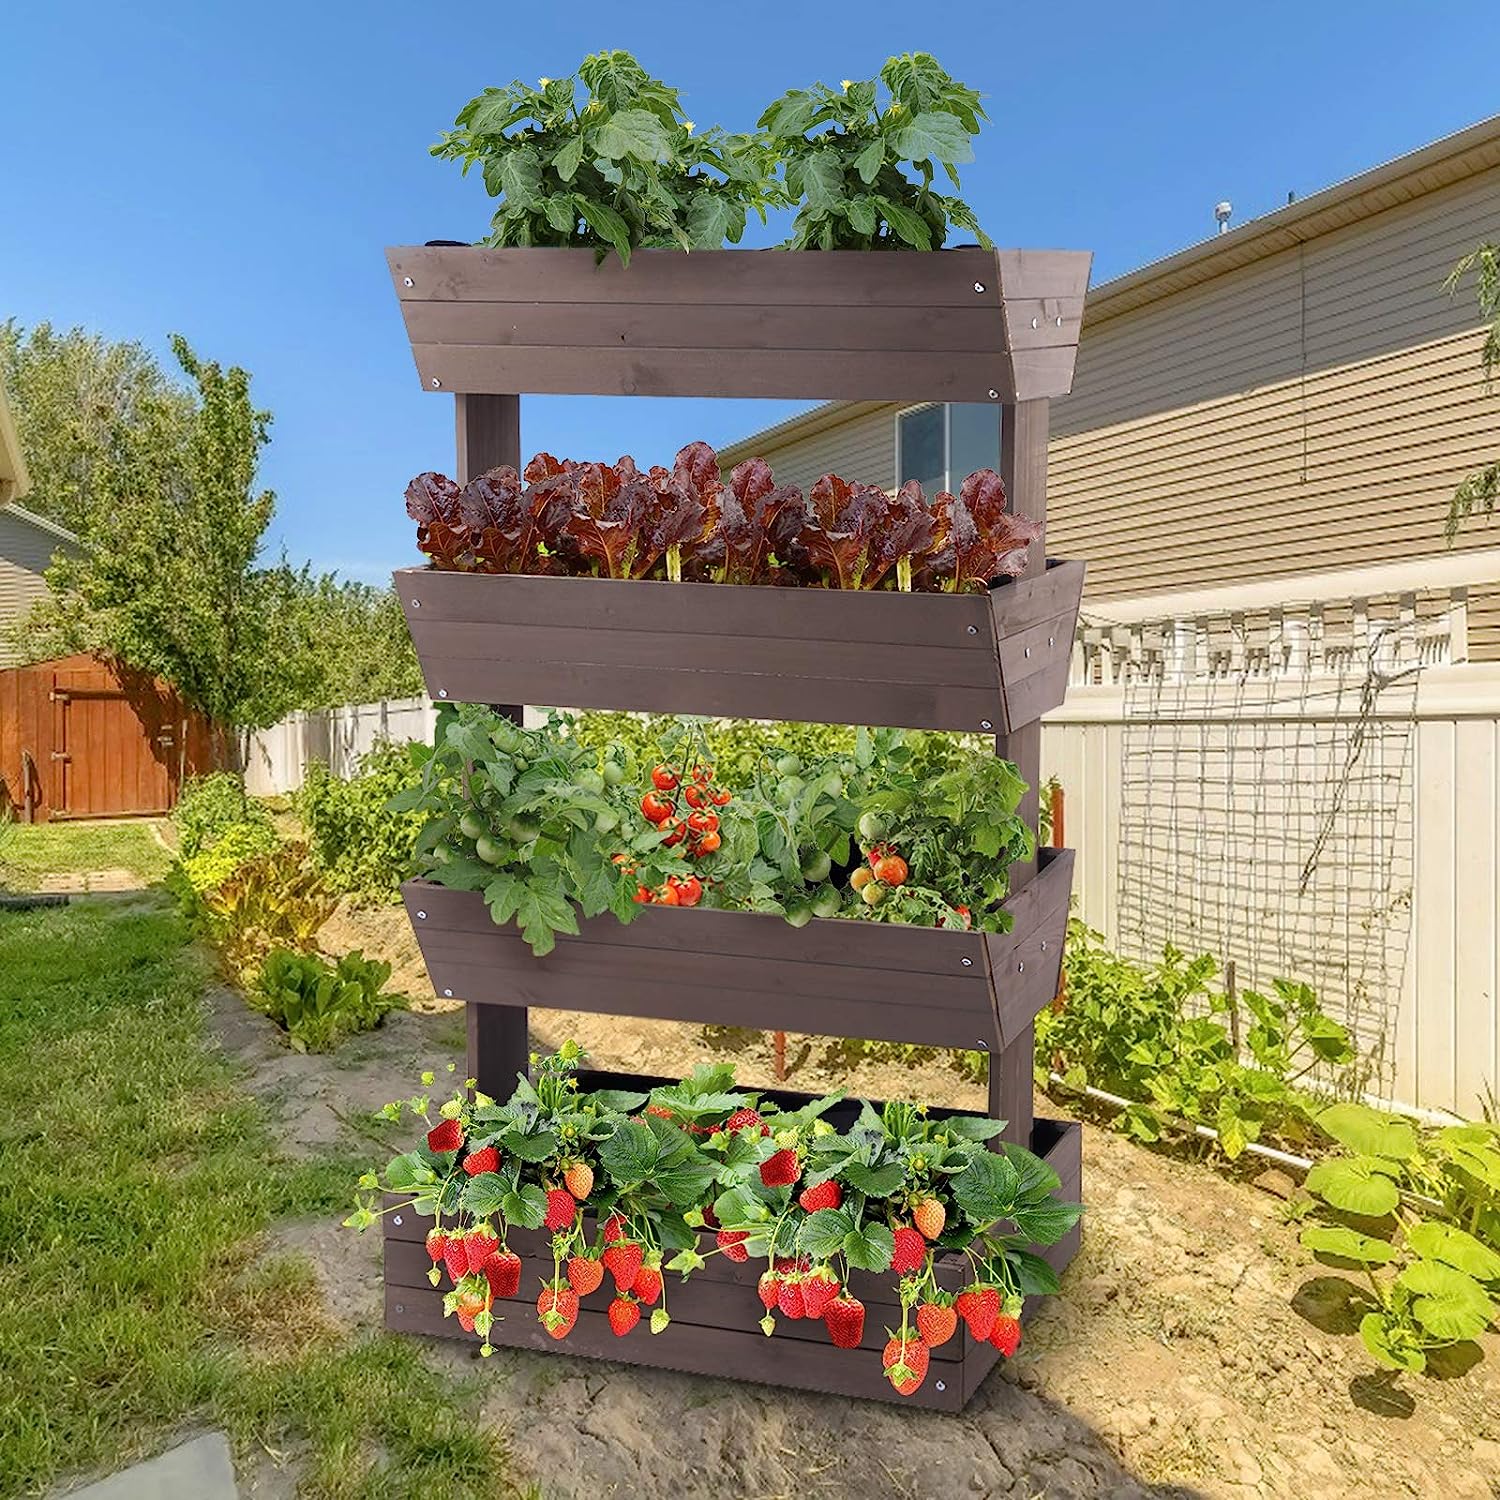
[[630, 760, 732, 907], [849, 842, 910, 905]]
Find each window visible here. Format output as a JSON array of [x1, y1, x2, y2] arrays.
[[896, 404, 1001, 494]]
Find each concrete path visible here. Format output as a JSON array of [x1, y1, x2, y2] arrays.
[[58, 1433, 237, 1500]]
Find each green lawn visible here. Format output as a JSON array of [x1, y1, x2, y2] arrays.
[[0, 819, 173, 887], [0, 898, 517, 1499]]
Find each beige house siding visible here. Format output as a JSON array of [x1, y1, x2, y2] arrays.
[[0, 509, 72, 666]]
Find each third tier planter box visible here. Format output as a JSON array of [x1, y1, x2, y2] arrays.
[[404, 847, 1073, 1057], [396, 559, 1084, 735]]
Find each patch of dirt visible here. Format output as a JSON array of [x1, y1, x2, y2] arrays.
[[213, 967, 1500, 1499], [319, 900, 448, 1012]]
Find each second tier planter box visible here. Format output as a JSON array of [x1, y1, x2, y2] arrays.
[[396, 558, 1083, 734], [404, 847, 1072, 1055]]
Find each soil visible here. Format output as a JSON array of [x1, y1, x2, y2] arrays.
[[213, 909, 1500, 1500]]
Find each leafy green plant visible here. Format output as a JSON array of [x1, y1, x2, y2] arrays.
[[251, 947, 403, 1052], [177, 819, 282, 895], [759, 52, 989, 251], [1444, 241, 1500, 539], [173, 771, 275, 859], [1036, 922, 1356, 1159], [1300, 1103, 1500, 1376], [346, 1042, 1079, 1392], [431, 50, 781, 264], [297, 743, 424, 903], [199, 842, 335, 973]]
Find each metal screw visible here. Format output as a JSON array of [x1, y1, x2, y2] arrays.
[[961, 956, 973, 967], [987, 388, 999, 400], [430, 377, 442, 388], [416, 910, 427, 920], [1024, 646, 1032, 659], [966, 624, 978, 635], [980, 719, 993, 730], [1040, 940, 1048, 951], [1047, 635, 1055, 647], [403, 276, 414, 288], [973, 281, 986, 293], [1030, 316, 1040, 329], [438, 689, 448, 698], [393, 1214, 404, 1226], [396, 1302, 406, 1314], [410, 599, 420, 609], [976, 1038, 989, 1050], [1018, 961, 1026, 973], [936, 1380, 947, 1392], [443, 988, 453, 997], [1055, 315, 1063, 327]]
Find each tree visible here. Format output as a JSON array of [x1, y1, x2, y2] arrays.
[[1445, 242, 1500, 541], [4, 323, 421, 727]]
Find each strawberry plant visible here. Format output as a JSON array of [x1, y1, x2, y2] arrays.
[[759, 52, 990, 251], [431, 51, 781, 264], [406, 441, 1038, 592], [347, 1042, 1082, 1391], [1299, 1103, 1500, 1376]]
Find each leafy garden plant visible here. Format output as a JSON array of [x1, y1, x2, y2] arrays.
[[407, 441, 1037, 592], [251, 947, 404, 1052], [346, 1043, 1080, 1394], [197, 841, 335, 973], [759, 52, 990, 250], [392, 708, 1032, 955], [431, 51, 781, 264], [1298, 1103, 1500, 1375], [172, 771, 275, 860]]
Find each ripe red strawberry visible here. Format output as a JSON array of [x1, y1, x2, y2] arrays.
[[911, 1196, 946, 1241], [442, 1236, 469, 1285], [823, 1293, 865, 1349], [485, 1248, 522, 1300], [724, 1107, 764, 1135], [759, 1148, 801, 1188], [716, 1229, 749, 1262], [955, 1285, 1000, 1343], [562, 1161, 594, 1201], [890, 1225, 927, 1275], [916, 1301, 958, 1348], [630, 1263, 663, 1306], [537, 1284, 579, 1339], [797, 1179, 843, 1213], [543, 1188, 577, 1232], [608, 1295, 641, 1337], [462, 1145, 499, 1177], [700, 1204, 720, 1230], [882, 1334, 930, 1396], [800, 1267, 840, 1320], [426, 1117, 463, 1153], [757, 1269, 781, 1309], [567, 1253, 605, 1297], [463, 1227, 498, 1275], [602, 1240, 644, 1293], [424, 1227, 447, 1262], [989, 1313, 1022, 1357], [603, 1213, 629, 1244], [777, 1274, 806, 1319]]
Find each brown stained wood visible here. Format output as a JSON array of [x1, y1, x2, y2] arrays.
[[397, 560, 1083, 736]]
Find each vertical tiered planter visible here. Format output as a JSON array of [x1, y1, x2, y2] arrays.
[[385, 242, 1091, 1409]]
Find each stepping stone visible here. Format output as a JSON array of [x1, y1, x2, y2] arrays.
[[58, 1432, 237, 1500]]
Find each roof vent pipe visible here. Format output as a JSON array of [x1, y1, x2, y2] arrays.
[[1214, 201, 1233, 235]]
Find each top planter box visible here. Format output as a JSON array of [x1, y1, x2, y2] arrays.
[[387, 245, 1092, 403]]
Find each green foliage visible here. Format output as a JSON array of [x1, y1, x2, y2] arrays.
[[1445, 241, 1500, 540], [178, 820, 283, 895], [198, 841, 335, 972], [251, 947, 403, 1052], [173, 770, 275, 858], [759, 53, 990, 250], [432, 50, 782, 264], [1300, 1103, 1500, 1379], [1036, 922, 1356, 1159], [297, 741, 427, 903], [401, 709, 1029, 955]]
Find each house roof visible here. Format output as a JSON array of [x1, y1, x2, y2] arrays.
[[0, 502, 79, 547], [720, 112, 1500, 464], [0, 373, 30, 504]]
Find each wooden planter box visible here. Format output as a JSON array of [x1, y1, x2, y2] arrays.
[[396, 559, 1083, 735], [383, 1114, 1080, 1412], [387, 246, 1091, 404], [402, 847, 1072, 1056]]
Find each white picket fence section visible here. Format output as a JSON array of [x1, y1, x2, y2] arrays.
[[244, 697, 439, 795]]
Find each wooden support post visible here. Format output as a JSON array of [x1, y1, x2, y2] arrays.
[[456, 393, 529, 1097], [990, 399, 1049, 1146]]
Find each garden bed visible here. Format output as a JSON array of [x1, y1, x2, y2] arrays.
[[395, 559, 1083, 734]]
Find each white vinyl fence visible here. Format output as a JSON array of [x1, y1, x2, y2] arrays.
[[244, 697, 439, 795]]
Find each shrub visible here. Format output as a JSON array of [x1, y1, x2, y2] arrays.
[[199, 842, 335, 973], [251, 947, 402, 1052], [174, 772, 275, 859], [297, 742, 425, 903], [177, 820, 282, 894]]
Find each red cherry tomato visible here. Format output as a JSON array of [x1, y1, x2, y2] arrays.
[[654, 882, 680, 906], [872, 853, 909, 887], [662, 817, 687, 847], [683, 784, 706, 808], [651, 764, 679, 791], [634, 885, 653, 904], [669, 875, 703, 907], [709, 787, 732, 806], [691, 764, 713, 784], [695, 830, 722, 854], [686, 810, 719, 836], [641, 791, 674, 824]]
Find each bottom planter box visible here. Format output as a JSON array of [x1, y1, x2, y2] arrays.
[[383, 1113, 1081, 1413]]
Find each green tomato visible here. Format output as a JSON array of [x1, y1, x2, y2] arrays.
[[823, 774, 844, 798], [489, 722, 521, 753], [777, 776, 806, 803], [507, 813, 541, 843], [857, 811, 887, 843], [800, 849, 832, 882], [811, 884, 842, 919], [860, 882, 885, 907], [577, 769, 605, 795], [600, 760, 626, 787], [430, 842, 457, 867], [459, 811, 487, 841], [785, 902, 814, 928], [475, 834, 505, 865], [775, 754, 802, 778]]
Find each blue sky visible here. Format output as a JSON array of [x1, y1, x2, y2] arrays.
[[3, 1, 1497, 583]]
